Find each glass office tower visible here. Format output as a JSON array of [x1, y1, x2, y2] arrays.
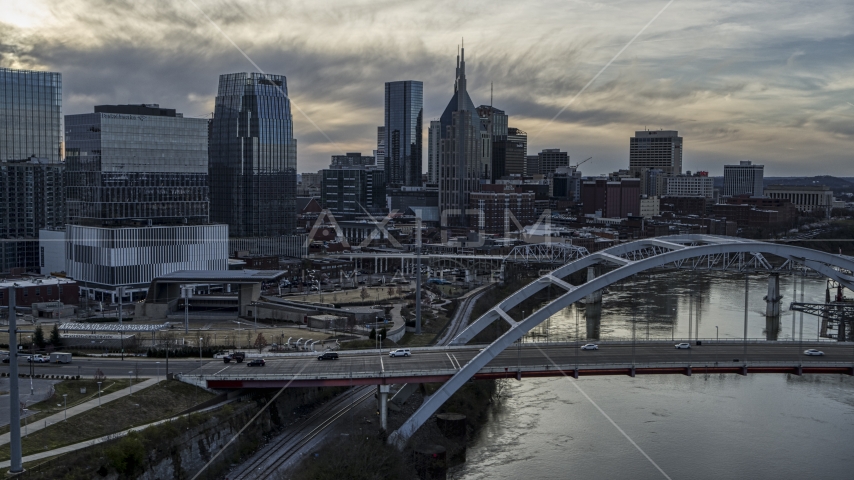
[[0, 67, 62, 163], [384, 80, 423, 187], [209, 73, 297, 237], [65, 104, 209, 226], [0, 67, 63, 273]]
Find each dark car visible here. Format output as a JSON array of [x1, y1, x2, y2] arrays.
[[247, 359, 266, 367], [317, 351, 339, 361]]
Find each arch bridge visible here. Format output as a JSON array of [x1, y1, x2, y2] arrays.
[[388, 235, 854, 448]]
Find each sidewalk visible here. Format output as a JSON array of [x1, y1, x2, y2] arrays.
[[0, 377, 160, 446], [0, 396, 236, 468]]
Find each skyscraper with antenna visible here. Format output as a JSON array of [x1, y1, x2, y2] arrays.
[[438, 44, 489, 227]]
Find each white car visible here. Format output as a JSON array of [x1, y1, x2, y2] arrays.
[[579, 344, 599, 350], [388, 348, 411, 357], [803, 349, 825, 356], [675, 343, 691, 349]]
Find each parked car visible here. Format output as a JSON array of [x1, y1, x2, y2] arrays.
[[803, 349, 825, 356], [247, 358, 266, 367], [27, 354, 49, 363], [675, 343, 691, 349], [388, 348, 411, 358], [317, 351, 339, 361], [579, 344, 599, 350]]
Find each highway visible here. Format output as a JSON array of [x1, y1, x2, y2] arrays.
[[0, 357, 203, 378], [197, 341, 854, 388]]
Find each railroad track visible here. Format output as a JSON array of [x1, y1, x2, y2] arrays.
[[232, 386, 374, 480], [435, 284, 493, 346]]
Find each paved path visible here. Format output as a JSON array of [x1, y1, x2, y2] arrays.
[[0, 396, 233, 469], [0, 377, 160, 446]]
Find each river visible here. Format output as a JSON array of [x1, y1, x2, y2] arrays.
[[450, 271, 854, 479]]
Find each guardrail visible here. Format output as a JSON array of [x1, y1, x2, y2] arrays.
[[188, 360, 854, 383], [240, 338, 852, 359]]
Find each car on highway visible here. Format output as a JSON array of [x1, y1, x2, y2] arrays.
[[388, 348, 411, 358], [579, 343, 599, 350], [803, 349, 825, 356], [317, 351, 339, 361], [247, 359, 266, 367], [27, 354, 49, 363], [222, 352, 246, 363], [675, 343, 691, 349]]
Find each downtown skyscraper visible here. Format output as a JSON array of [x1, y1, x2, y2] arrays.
[[0, 67, 64, 273], [438, 47, 489, 226], [209, 73, 298, 237], [384, 80, 423, 187]]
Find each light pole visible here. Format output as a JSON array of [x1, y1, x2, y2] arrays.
[[129, 371, 133, 395], [97, 382, 102, 407], [715, 326, 719, 342], [199, 337, 203, 369], [63, 394, 68, 421]]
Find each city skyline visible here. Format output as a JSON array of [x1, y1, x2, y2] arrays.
[[1, 1, 852, 177]]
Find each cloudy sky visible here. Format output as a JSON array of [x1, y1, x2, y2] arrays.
[[2, 0, 852, 176]]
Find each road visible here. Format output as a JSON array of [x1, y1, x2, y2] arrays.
[[0, 357, 203, 378], [197, 341, 854, 388]]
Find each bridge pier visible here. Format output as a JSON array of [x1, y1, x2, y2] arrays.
[[378, 385, 390, 431], [764, 273, 783, 317], [585, 266, 602, 304]]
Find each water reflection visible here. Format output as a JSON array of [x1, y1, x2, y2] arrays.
[[523, 270, 833, 342]]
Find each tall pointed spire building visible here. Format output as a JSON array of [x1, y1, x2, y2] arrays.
[[438, 46, 490, 227]]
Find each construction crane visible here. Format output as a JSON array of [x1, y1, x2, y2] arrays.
[[573, 156, 592, 168]]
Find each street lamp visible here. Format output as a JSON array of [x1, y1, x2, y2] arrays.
[[715, 326, 719, 342], [97, 382, 102, 407], [199, 337, 203, 369], [62, 394, 68, 421]]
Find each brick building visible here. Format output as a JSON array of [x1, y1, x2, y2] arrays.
[[0, 277, 78, 307], [470, 185, 536, 234]]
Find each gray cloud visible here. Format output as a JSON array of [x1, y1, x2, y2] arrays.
[[1, 0, 853, 175]]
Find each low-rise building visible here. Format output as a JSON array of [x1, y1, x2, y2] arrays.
[[0, 277, 78, 307], [765, 185, 834, 218]]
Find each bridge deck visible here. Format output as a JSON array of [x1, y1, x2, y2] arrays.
[[194, 342, 854, 388]]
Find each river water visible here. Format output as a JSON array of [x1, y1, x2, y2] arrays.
[[450, 271, 854, 479]]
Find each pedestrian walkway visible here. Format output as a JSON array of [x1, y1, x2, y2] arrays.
[[0, 396, 235, 469], [0, 377, 160, 446]]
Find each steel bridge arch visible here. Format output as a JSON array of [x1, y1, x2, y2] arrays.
[[389, 235, 854, 448]]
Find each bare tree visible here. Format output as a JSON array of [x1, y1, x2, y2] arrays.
[[253, 333, 268, 353]]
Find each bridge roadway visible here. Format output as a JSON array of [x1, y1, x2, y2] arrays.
[[198, 342, 854, 389]]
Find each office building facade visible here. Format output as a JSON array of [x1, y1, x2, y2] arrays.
[[438, 47, 488, 226], [321, 168, 386, 216], [384, 81, 423, 187], [427, 120, 441, 184], [765, 185, 834, 217], [504, 128, 527, 176], [210, 72, 298, 237], [331, 152, 375, 168], [65, 104, 226, 298], [0, 67, 64, 272], [0, 158, 65, 272], [665, 172, 714, 198], [582, 178, 640, 218], [0, 67, 62, 163], [536, 149, 570, 176], [375, 126, 385, 171], [723, 161, 764, 197], [629, 130, 683, 175], [66, 104, 210, 226]]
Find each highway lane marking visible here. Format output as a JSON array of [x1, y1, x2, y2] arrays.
[[379, 356, 384, 373], [451, 354, 462, 369], [446, 353, 458, 369], [212, 366, 230, 376]]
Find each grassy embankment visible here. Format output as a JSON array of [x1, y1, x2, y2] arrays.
[[0, 379, 214, 461]]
